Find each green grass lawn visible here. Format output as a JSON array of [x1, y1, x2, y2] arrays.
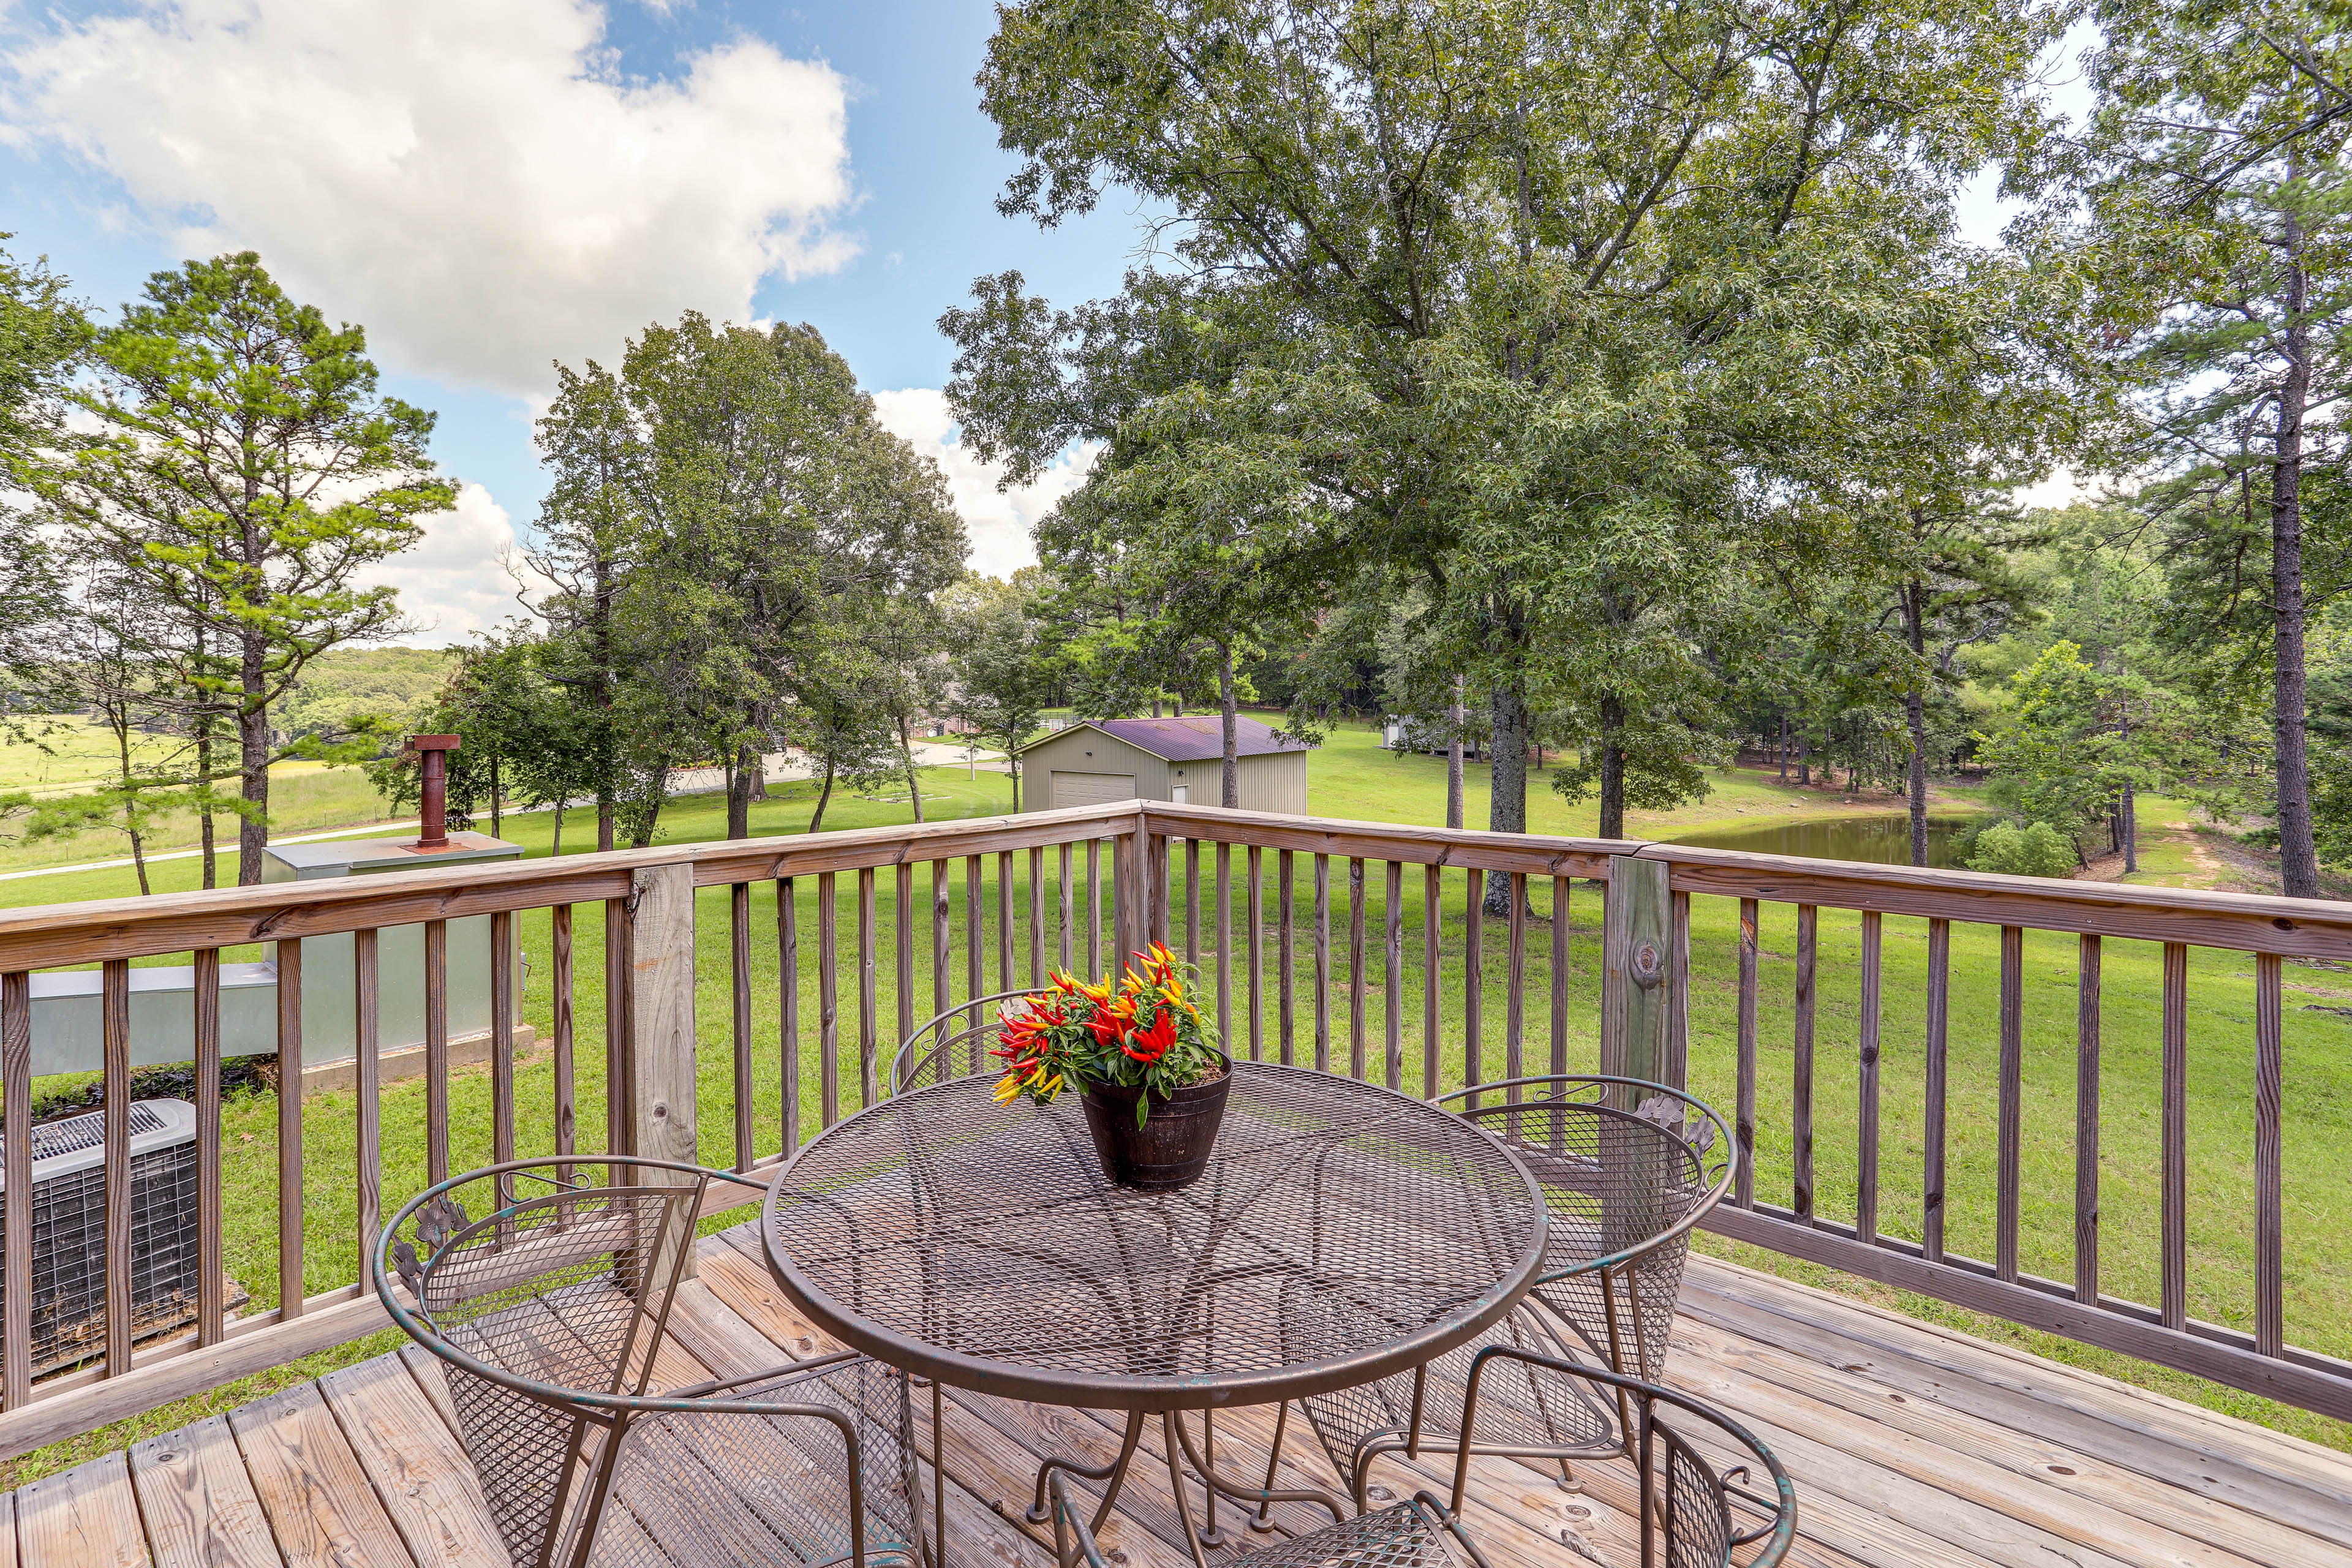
[[0, 761, 396, 876], [7, 720, 2348, 1482]]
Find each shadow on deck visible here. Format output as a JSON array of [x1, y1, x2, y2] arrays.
[[7, 1221, 2348, 1568]]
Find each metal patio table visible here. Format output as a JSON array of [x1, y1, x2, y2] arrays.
[[760, 1063, 1550, 1568]]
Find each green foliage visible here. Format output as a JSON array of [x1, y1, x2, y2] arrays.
[[943, 572, 1058, 810], [274, 649, 455, 742], [1966, 820, 2081, 878]]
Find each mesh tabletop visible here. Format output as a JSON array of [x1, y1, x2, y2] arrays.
[[760, 1065, 1548, 1412]]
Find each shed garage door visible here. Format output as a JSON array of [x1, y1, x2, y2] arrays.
[[1052, 771, 1137, 809]]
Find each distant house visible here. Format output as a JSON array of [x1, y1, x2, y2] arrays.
[[1014, 716, 1311, 813]]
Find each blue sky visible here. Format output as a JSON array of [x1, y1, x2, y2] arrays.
[[0, 3, 2093, 644], [0, 0, 1151, 640]]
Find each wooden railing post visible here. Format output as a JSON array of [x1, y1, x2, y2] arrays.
[[628, 863, 701, 1281], [1600, 855, 1676, 1100]]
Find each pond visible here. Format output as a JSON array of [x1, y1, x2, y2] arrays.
[[1662, 812, 1977, 869]]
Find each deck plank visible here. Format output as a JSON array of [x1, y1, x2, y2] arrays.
[[15, 1453, 148, 1568], [227, 1382, 416, 1568], [129, 1415, 282, 1568], [317, 1355, 505, 1568]]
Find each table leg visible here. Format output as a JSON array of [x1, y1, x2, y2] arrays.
[[1160, 1414, 1214, 1568], [1168, 1403, 1349, 1529], [933, 1380, 948, 1568], [1194, 1409, 1228, 1548], [1024, 1408, 1148, 1530]]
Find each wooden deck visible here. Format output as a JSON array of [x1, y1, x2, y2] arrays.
[[7, 1221, 2348, 1568]]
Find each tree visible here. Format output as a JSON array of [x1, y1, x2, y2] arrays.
[[0, 237, 86, 726], [944, 573, 1057, 811], [50, 253, 453, 883], [2057, 0, 2352, 895]]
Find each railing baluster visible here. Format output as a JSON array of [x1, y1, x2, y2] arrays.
[[1058, 843, 1074, 974], [1313, 853, 1330, 1071], [492, 910, 516, 1172], [102, 958, 131, 1375], [2075, 933, 2101, 1306], [1423, 862, 1442, 1098], [1668, 889, 1691, 1088], [1152, 831, 1171, 948], [277, 938, 303, 1321], [1216, 843, 1234, 1051], [1087, 839, 1101, 977], [1792, 905, 1815, 1226], [1551, 876, 1570, 1082], [553, 906, 576, 1183], [780, 877, 801, 1148], [1924, 918, 1951, 1259], [1857, 910, 1882, 1247], [930, 861, 950, 1060], [818, 870, 840, 1128], [606, 896, 631, 1158], [1464, 866, 1483, 1109], [859, 866, 879, 1109], [968, 856, 986, 1006], [1113, 831, 1135, 965], [424, 919, 448, 1185], [1247, 845, 1264, 1061], [1186, 839, 1201, 968], [732, 882, 754, 1171], [1349, 858, 1367, 1080], [1996, 923, 2024, 1283], [997, 851, 1014, 993], [353, 928, 382, 1268], [1736, 899, 1758, 1210], [1278, 848, 1296, 1065], [1506, 872, 1526, 1101], [193, 950, 223, 1347], [899, 862, 917, 1068], [2255, 951, 2283, 1358], [2, 970, 29, 1404], [2161, 941, 2188, 1330], [1386, 862, 1404, 1091], [1028, 847, 1045, 987]]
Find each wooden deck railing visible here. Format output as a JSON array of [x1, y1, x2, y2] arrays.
[[0, 800, 2344, 1463]]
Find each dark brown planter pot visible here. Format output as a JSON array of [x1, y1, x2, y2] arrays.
[[1079, 1053, 1233, 1191]]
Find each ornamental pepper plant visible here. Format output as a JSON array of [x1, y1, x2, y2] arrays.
[[993, 943, 1226, 1124]]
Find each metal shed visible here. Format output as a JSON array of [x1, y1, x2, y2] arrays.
[[1015, 715, 1311, 813]]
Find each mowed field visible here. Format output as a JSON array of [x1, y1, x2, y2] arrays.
[[3, 719, 2347, 1482]]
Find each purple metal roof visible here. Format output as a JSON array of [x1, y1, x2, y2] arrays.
[[1084, 715, 1308, 763]]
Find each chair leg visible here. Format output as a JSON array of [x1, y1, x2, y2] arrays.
[[1250, 1402, 1289, 1532]]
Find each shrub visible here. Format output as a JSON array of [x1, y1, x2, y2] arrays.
[[1966, 821, 2078, 878]]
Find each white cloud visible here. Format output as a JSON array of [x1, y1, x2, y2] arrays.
[[2, 0, 856, 393], [356, 483, 545, 647], [870, 388, 1098, 580]]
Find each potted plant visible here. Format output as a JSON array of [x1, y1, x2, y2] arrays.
[[992, 943, 1232, 1189]]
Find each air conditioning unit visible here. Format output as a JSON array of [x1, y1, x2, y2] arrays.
[[0, 1099, 203, 1376]]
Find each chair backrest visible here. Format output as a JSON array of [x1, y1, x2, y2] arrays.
[[1440, 1076, 1733, 1382], [379, 1158, 715, 1568], [889, 987, 1038, 1095]]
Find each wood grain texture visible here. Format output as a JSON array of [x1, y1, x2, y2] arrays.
[[103, 958, 131, 1376], [1387, 862, 1405, 1092], [1599, 858, 1673, 1110], [193, 952, 224, 1349], [1215, 843, 1232, 1057], [818, 870, 839, 1128], [1028, 846, 1045, 989], [1735, 899, 1758, 1211], [1422, 861, 1441, 1098], [1925, 918, 1952, 1262], [932, 861, 951, 1057], [1312, 853, 1330, 1072], [2255, 951, 2283, 1360], [997, 850, 1014, 994], [423, 920, 448, 1185], [229, 1381, 417, 1568], [604, 899, 628, 1159], [859, 865, 878, 1110], [627, 863, 700, 1282], [731, 881, 754, 1171], [1667, 888, 1690, 1090], [274, 940, 302, 1323], [489, 910, 515, 1171], [1246, 845, 1264, 1063], [1461, 865, 1482, 1104], [1185, 839, 1200, 970], [1085, 839, 1101, 980], [968, 856, 986, 1019], [1793, 903, 1817, 1224], [1549, 876, 1569, 1083], [551, 907, 575, 1175], [352, 929, 381, 1271], [1858, 910, 1882, 1248], [2076, 934, 2101, 1308], [1058, 844, 1074, 976], [1996, 924, 2024, 1284], [1504, 872, 1526, 1098], [3, 971, 30, 1408], [15, 1453, 149, 1568], [1278, 848, 1295, 1066], [780, 877, 801, 1152], [129, 1415, 279, 1568], [318, 1354, 507, 1568], [1348, 858, 1366, 1080], [907, 861, 924, 1052]]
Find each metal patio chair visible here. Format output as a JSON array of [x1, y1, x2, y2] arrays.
[[1285, 1075, 1735, 1511], [889, 989, 1037, 1095], [1052, 1351, 1792, 1568], [375, 1157, 922, 1568]]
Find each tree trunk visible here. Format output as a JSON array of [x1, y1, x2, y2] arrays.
[[809, 757, 836, 834], [1598, 695, 1627, 839], [2273, 209, 2320, 899], [552, 796, 565, 857], [196, 726, 216, 889], [1777, 714, 1788, 782], [1796, 739, 1811, 787], [897, 716, 925, 822], [2121, 779, 2138, 874], [1485, 680, 1527, 915], [1009, 752, 1022, 812], [1905, 581, 1929, 867], [489, 753, 503, 838], [1446, 675, 1465, 831], [236, 635, 270, 886], [597, 796, 616, 853], [1219, 643, 1240, 808], [726, 744, 755, 839]]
